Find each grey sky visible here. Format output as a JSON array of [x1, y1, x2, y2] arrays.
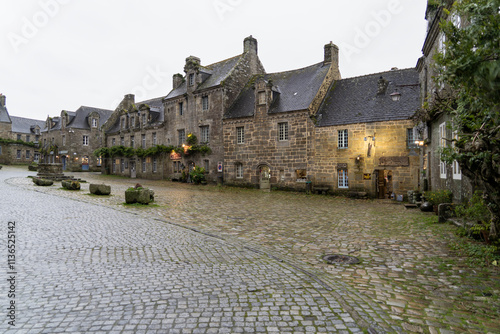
[[1, 0, 428, 120]]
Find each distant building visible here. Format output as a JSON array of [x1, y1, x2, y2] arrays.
[[0, 94, 44, 165], [42, 106, 113, 171]]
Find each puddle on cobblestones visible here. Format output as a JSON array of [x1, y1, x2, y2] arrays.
[[323, 254, 360, 265]]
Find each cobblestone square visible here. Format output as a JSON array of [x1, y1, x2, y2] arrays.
[[1, 166, 499, 333]]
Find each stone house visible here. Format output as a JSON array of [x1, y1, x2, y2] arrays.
[[313, 69, 421, 198], [42, 105, 113, 171], [103, 95, 166, 179], [223, 42, 421, 197], [416, 3, 473, 202], [223, 42, 340, 190], [0, 94, 44, 165]]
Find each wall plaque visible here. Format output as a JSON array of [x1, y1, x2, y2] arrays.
[[337, 163, 348, 169], [379, 156, 409, 167], [363, 173, 372, 180]]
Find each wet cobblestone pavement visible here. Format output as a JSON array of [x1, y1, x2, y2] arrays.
[[2, 166, 499, 333]]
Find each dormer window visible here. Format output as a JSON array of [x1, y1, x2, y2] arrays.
[[92, 118, 98, 128], [258, 91, 266, 105], [130, 116, 135, 128], [189, 73, 195, 86]]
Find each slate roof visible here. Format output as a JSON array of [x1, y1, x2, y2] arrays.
[[165, 55, 243, 100], [67, 106, 113, 129], [316, 68, 420, 127], [225, 62, 331, 119], [10, 116, 45, 133]]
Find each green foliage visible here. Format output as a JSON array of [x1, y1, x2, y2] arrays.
[[186, 133, 197, 145], [94, 144, 210, 158], [0, 137, 36, 147], [449, 239, 499, 267], [456, 191, 492, 241], [424, 189, 453, 205], [189, 166, 206, 185]]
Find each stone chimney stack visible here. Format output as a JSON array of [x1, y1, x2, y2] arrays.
[[244, 35, 258, 54], [124, 94, 135, 103], [324, 41, 339, 67], [173, 73, 184, 89], [0, 94, 5, 107]]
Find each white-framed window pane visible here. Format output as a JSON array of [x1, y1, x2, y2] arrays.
[[338, 129, 348, 149], [202, 96, 209, 111], [130, 136, 135, 148], [83, 135, 89, 146], [153, 157, 157, 173], [258, 91, 266, 104], [200, 126, 209, 143], [153, 132, 157, 145], [142, 158, 146, 172], [338, 169, 348, 188], [278, 122, 289, 141], [142, 134, 146, 149], [236, 164, 243, 179], [439, 122, 447, 179], [237, 127, 244, 144], [178, 130, 185, 145]]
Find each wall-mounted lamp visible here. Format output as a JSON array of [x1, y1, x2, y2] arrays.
[[390, 90, 401, 101], [414, 140, 425, 147]]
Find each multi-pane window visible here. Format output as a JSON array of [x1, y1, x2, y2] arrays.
[[83, 135, 89, 146], [26, 150, 30, 159], [338, 129, 348, 149], [452, 130, 462, 180], [26, 135, 30, 142], [338, 169, 348, 188], [179, 102, 184, 116], [236, 163, 243, 179], [407, 128, 420, 148], [153, 157, 157, 173], [112, 138, 116, 146], [142, 134, 146, 149], [17, 134, 21, 140], [200, 126, 209, 143], [92, 118, 98, 128], [439, 122, 447, 179], [278, 122, 289, 141], [130, 117, 135, 128], [130, 136, 135, 148], [204, 159, 209, 171], [178, 129, 185, 145], [142, 114, 146, 126], [142, 158, 146, 172], [237, 127, 244, 144], [258, 91, 266, 105], [152, 132, 157, 145], [173, 161, 182, 173], [202, 96, 209, 111], [16, 150, 21, 159]]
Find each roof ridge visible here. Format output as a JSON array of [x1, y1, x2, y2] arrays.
[[265, 61, 325, 77], [341, 67, 416, 81], [204, 54, 242, 69], [10, 115, 45, 122]]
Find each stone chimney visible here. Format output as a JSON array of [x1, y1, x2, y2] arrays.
[[244, 35, 258, 54], [184, 56, 201, 73], [324, 41, 339, 67], [124, 94, 135, 103], [377, 76, 389, 95], [0, 94, 5, 107], [173, 73, 184, 89]]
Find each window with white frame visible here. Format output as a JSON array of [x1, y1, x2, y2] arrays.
[[179, 102, 184, 116], [278, 122, 289, 141], [338, 129, 348, 149], [200, 126, 209, 143], [452, 130, 462, 179], [338, 169, 348, 188], [258, 91, 266, 105], [439, 122, 447, 179], [142, 114, 146, 126], [178, 129, 185, 145], [142, 134, 146, 149], [237, 126, 244, 144], [26, 150, 30, 159], [83, 135, 89, 146], [130, 136, 135, 148], [153, 157, 157, 173], [202, 96, 209, 111], [142, 158, 146, 172], [152, 132, 157, 145], [236, 163, 243, 179], [92, 118, 98, 128]]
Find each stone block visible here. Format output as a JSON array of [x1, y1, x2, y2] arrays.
[[33, 178, 53, 186], [62, 180, 81, 190], [89, 184, 111, 196], [125, 188, 154, 204]]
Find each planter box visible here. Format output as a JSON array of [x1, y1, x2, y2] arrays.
[[89, 184, 111, 195]]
